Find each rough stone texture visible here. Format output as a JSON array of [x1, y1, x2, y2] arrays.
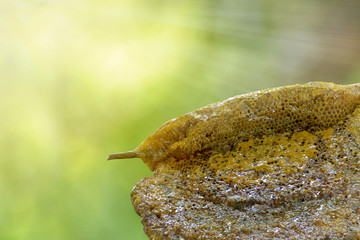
[[129, 83, 360, 239]]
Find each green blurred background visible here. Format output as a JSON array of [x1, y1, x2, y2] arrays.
[[0, 0, 359, 239]]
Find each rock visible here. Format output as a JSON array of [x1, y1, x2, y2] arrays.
[[128, 82, 360, 239]]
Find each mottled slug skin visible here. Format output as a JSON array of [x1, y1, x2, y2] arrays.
[[135, 82, 360, 170]]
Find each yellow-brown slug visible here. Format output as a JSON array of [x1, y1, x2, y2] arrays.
[[108, 82, 360, 171]]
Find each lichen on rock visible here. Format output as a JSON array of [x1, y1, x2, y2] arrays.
[[116, 82, 360, 239]]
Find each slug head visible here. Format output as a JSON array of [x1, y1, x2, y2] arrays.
[[108, 115, 199, 171]]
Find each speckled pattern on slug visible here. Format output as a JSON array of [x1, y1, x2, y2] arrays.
[[122, 82, 360, 171], [128, 82, 360, 239]]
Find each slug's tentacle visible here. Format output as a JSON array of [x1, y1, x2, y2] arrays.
[[108, 82, 360, 171], [107, 150, 139, 160]]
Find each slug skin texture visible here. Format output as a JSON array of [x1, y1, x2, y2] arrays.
[[109, 82, 360, 171]]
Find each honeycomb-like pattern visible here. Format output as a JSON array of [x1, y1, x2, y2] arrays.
[[134, 82, 360, 170], [172, 82, 360, 160], [132, 107, 360, 239]]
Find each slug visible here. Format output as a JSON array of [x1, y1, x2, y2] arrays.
[[108, 82, 360, 171]]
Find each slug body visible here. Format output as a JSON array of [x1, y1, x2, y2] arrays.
[[108, 82, 360, 171]]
